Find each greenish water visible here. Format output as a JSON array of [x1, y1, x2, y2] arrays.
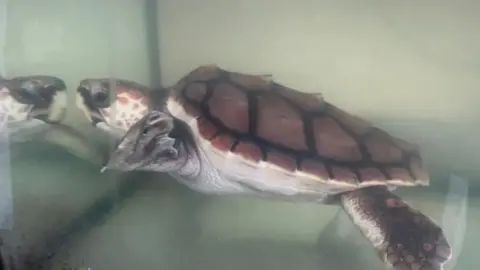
[[1, 1, 478, 269], [1, 139, 473, 270]]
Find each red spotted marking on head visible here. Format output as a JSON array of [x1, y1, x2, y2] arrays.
[[116, 84, 146, 99], [114, 84, 150, 107]]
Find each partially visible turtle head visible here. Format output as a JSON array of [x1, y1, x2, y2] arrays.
[[103, 109, 195, 173], [76, 78, 151, 135], [0, 75, 67, 126]]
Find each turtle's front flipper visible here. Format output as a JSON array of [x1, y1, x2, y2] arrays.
[[340, 186, 451, 270]]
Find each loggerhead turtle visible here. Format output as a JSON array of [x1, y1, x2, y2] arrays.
[[102, 65, 451, 270], [0, 75, 67, 137]]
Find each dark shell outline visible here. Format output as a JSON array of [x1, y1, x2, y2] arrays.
[[175, 68, 422, 184]]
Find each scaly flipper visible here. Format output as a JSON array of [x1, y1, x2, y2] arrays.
[[341, 186, 452, 270]]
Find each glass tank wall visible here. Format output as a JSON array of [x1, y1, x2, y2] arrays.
[[0, 0, 478, 269]]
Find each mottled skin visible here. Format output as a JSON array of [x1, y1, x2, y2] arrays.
[[83, 66, 451, 270], [75, 78, 151, 139], [0, 75, 67, 132]]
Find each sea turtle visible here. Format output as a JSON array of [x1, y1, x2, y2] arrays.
[[101, 65, 451, 270], [75, 78, 152, 140], [0, 75, 67, 139]]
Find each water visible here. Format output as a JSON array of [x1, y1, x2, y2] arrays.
[[1, 1, 479, 270], [2, 150, 474, 270]]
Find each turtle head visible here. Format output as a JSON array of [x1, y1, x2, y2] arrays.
[[102, 110, 191, 173], [2, 75, 67, 124], [76, 78, 150, 135]]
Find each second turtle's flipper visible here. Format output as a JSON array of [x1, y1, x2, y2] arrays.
[[340, 186, 452, 270]]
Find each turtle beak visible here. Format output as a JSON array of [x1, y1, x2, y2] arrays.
[[76, 79, 111, 126], [11, 75, 67, 124]]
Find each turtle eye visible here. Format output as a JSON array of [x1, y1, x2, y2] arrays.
[[141, 126, 150, 135]]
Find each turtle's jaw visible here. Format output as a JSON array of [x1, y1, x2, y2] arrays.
[[76, 80, 111, 127], [28, 90, 67, 124], [103, 137, 181, 173], [102, 116, 183, 174], [75, 91, 107, 126], [89, 109, 106, 127]]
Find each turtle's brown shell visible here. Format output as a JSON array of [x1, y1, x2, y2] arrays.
[[168, 65, 428, 187]]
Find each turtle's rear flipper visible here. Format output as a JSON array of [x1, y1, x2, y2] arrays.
[[340, 186, 452, 270]]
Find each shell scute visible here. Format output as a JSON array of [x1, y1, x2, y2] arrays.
[[257, 92, 308, 151], [184, 82, 207, 102], [364, 130, 403, 162], [197, 117, 218, 140], [301, 159, 330, 180], [410, 157, 428, 180], [327, 104, 372, 136], [208, 82, 249, 133], [388, 168, 413, 182], [267, 150, 297, 172], [233, 140, 263, 162], [171, 65, 429, 187], [331, 166, 358, 185], [312, 117, 362, 161], [359, 167, 386, 182], [211, 133, 236, 152]]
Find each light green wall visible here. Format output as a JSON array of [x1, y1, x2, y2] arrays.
[[156, 0, 480, 181]]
